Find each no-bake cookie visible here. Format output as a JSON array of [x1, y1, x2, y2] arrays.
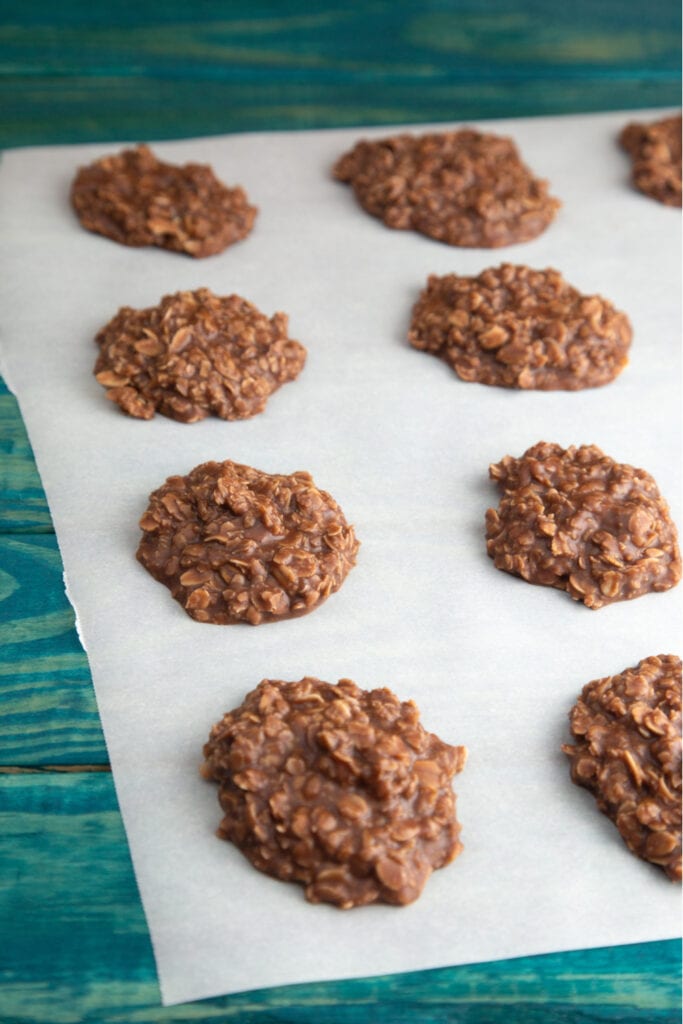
[[202, 676, 467, 908], [72, 144, 257, 255], [137, 460, 359, 624], [333, 129, 560, 247], [563, 654, 681, 881], [619, 114, 682, 207], [408, 264, 631, 390], [94, 288, 306, 422], [485, 442, 681, 608]]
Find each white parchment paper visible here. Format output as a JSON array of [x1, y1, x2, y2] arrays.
[[0, 110, 681, 1006]]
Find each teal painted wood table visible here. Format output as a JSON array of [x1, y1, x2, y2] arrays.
[[1, 3, 681, 1021]]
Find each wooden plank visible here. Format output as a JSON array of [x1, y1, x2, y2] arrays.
[[1, 771, 680, 1023], [2, 1, 679, 75], [2, 76, 680, 150], [0, 0, 680, 147], [0, 382, 105, 766], [0, 381, 51, 533], [0, 532, 103, 767]]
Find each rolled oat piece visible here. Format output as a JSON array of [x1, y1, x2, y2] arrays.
[[94, 288, 306, 423], [563, 654, 681, 882], [202, 676, 467, 908], [137, 460, 359, 625], [408, 264, 631, 390], [485, 442, 681, 609], [71, 143, 257, 255], [333, 129, 560, 247], [619, 114, 682, 207]]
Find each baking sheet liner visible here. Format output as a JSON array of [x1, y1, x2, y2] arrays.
[[0, 109, 680, 1006]]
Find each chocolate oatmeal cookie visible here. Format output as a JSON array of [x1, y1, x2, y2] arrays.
[[333, 129, 560, 247], [408, 265, 631, 390], [71, 144, 257, 255], [94, 288, 306, 423], [563, 655, 681, 881], [202, 676, 467, 908], [137, 460, 359, 624], [485, 442, 681, 609], [619, 114, 682, 207]]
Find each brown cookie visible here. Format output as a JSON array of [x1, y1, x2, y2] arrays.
[[408, 264, 631, 390], [619, 114, 682, 207], [563, 655, 681, 882], [202, 676, 467, 908], [485, 442, 681, 609], [71, 144, 257, 255], [333, 129, 560, 247], [137, 460, 359, 625], [94, 288, 306, 423]]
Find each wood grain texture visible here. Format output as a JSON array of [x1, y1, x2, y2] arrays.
[[0, 0, 680, 146], [1, 772, 680, 1024], [0, 2, 680, 1020], [0, 380, 103, 766], [0, 532, 103, 767], [0, 383, 51, 532]]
